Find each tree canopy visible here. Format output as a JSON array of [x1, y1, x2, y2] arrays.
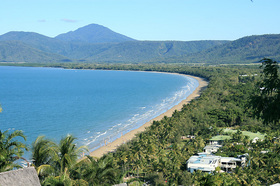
[[0, 130, 28, 172], [251, 58, 280, 124]]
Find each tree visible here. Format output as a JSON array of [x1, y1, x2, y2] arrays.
[[81, 155, 117, 185], [32, 134, 88, 182], [57, 135, 88, 174], [32, 136, 57, 168], [0, 130, 28, 172], [251, 58, 280, 124], [42, 173, 72, 186], [32, 136, 57, 180]]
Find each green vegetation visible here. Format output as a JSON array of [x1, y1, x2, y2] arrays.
[[0, 38, 227, 64], [1, 28, 280, 64], [1, 61, 280, 185], [209, 135, 232, 141], [251, 58, 280, 124], [0, 130, 28, 172], [0, 24, 228, 64], [0, 40, 70, 63], [55, 23, 136, 43], [32, 135, 88, 182], [223, 128, 265, 140], [184, 34, 280, 64]]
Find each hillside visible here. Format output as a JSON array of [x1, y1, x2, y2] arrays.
[[55, 24, 136, 43], [0, 23, 279, 64], [183, 34, 280, 64], [0, 28, 228, 63], [80, 40, 229, 63], [0, 31, 75, 56], [0, 41, 70, 63]]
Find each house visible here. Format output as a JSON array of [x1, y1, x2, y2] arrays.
[[209, 135, 231, 145], [220, 157, 242, 172], [187, 153, 221, 173], [0, 167, 41, 186], [252, 137, 260, 143], [187, 135, 196, 139], [186, 153, 247, 173], [181, 135, 195, 140], [203, 144, 222, 154]]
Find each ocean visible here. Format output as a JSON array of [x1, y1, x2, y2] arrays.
[[0, 66, 198, 158]]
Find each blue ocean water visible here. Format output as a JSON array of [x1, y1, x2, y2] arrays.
[[0, 66, 198, 157]]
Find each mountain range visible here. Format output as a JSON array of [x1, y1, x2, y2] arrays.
[[0, 23, 279, 64]]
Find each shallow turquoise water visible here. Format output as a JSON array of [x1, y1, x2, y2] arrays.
[[0, 66, 198, 157]]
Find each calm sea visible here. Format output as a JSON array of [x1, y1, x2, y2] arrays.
[[0, 66, 198, 158]]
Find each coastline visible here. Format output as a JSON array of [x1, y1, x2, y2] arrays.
[[88, 73, 208, 158]]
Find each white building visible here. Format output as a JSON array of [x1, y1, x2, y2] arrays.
[[187, 153, 246, 173], [252, 137, 260, 143], [203, 144, 222, 154], [187, 153, 221, 173], [220, 157, 242, 172]]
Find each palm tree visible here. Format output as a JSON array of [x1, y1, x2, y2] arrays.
[[57, 135, 88, 174], [42, 175, 71, 186], [32, 134, 88, 183], [0, 130, 28, 172], [32, 136, 57, 179], [42, 167, 89, 186], [81, 155, 117, 185], [32, 136, 58, 166]]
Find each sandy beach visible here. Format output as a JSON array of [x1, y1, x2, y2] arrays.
[[88, 73, 208, 158]]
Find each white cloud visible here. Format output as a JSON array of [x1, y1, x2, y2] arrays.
[[38, 19, 47, 22], [61, 19, 78, 23]]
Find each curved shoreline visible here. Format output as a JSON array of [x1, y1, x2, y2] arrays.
[[88, 73, 208, 158]]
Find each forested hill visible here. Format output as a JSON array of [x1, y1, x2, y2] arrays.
[[0, 23, 279, 64], [55, 23, 136, 43], [182, 34, 280, 64], [0, 41, 70, 63], [0, 29, 228, 63], [73, 40, 229, 63]]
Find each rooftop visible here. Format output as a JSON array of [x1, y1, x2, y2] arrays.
[[220, 157, 242, 163], [187, 153, 221, 165], [0, 167, 40, 186]]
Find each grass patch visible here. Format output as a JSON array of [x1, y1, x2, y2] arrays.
[[223, 128, 265, 140], [210, 135, 232, 141]]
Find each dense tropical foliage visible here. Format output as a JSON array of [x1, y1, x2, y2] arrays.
[[32, 135, 89, 184], [0, 130, 28, 172], [251, 58, 280, 124], [1, 60, 280, 185]]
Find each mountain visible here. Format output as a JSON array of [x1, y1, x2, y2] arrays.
[[0, 29, 228, 63], [0, 23, 279, 64], [0, 41, 70, 63], [0, 31, 73, 55], [55, 24, 136, 43], [183, 34, 280, 64], [78, 40, 229, 63], [0, 31, 56, 43]]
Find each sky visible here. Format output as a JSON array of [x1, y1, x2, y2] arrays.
[[1, 0, 279, 41]]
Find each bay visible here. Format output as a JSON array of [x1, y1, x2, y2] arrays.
[[0, 66, 198, 158]]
